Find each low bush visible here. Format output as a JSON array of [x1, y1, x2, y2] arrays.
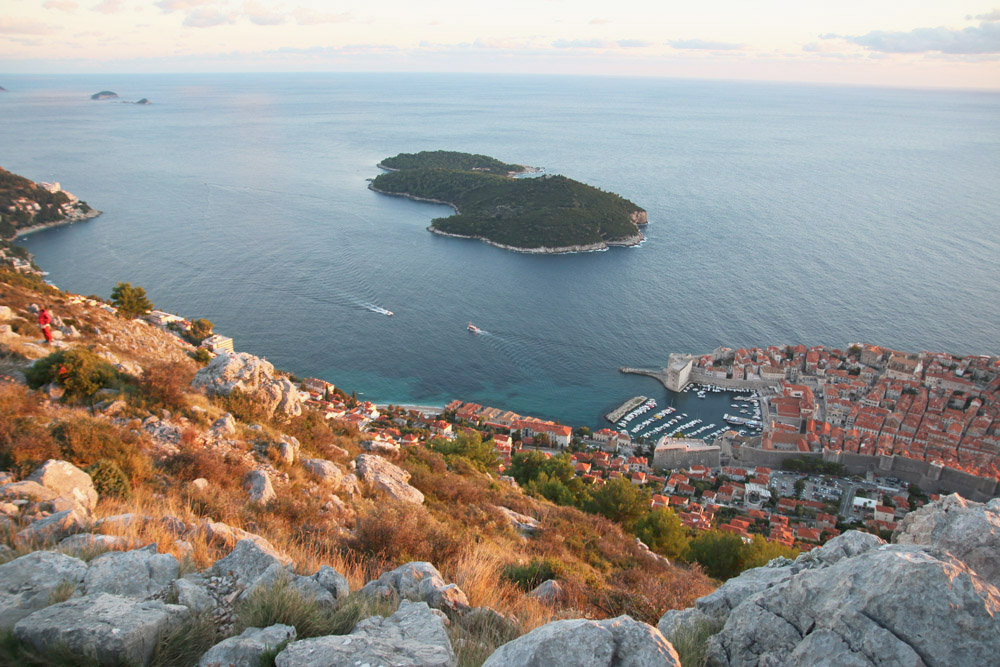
[[49, 417, 151, 487], [352, 500, 462, 567], [502, 557, 563, 592], [85, 459, 131, 499], [26, 348, 119, 401], [135, 360, 195, 412]]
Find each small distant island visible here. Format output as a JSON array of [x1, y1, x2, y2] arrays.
[[90, 91, 119, 100], [135, 98, 151, 105], [370, 150, 648, 253]]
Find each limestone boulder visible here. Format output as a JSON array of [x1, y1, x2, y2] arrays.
[[302, 458, 343, 487], [198, 623, 296, 667], [355, 454, 424, 505], [528, 579, 566, 605], [191, 519, 287, 557], [13, 593, 189, 666], [704, 545, 1000, 666], [16, 508, 88, 544], [274, 600, 456, 667], [59, 533, 131, 552], [494, 505, 540, 536], [0, 480, 59, 504], [26, 460, 99, 511], [211, 538, 293, 588], [243, 470, 276, 505], [84, 545, 179, 598], [892, 493, 1000, 587], [0, 550, 87, 628], [362, 438, 401, 455], [313, 565, 350, 601], [174, 578, 214, 614], [360, 561, 469, 612], [483, 615, 680, 667], [192, 352, 303, 417]]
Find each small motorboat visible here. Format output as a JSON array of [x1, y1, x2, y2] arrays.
[[467, 322, 481, 334]]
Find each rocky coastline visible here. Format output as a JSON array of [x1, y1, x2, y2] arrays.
[[13, 207, 102, 238]]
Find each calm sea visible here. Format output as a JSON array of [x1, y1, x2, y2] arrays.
[[2, 73, 998, 428]]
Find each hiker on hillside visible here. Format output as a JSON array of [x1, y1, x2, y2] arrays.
[[38, 305, 53, 344]]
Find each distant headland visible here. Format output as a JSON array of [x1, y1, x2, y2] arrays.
[[90, 91, 119, 100], [369, 150, 648, 254], [0, 167, 101, 241]]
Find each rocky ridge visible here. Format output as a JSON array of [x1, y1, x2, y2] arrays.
[[658, 493, 1000, 666]]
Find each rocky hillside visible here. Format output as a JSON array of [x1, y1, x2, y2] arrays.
[[0, 271, 716, 665], [1, 271, 997, 665]]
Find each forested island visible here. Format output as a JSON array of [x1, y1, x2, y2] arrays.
[[370, 150, 648, 253]]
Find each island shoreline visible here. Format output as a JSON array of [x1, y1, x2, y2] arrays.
[[368, 183, 646, 254]]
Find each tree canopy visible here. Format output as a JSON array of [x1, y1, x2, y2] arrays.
[[371, 152, 646, 250], [110, 282, 153, 319]]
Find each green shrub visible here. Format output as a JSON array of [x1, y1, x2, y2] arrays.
[[191, 348, 211, 365], [501, 557, 563, 591], [235, 578, 388, 639], [109, 282, 153, 319], [85, 459, 131, 499], [26, 348, 118, 400]]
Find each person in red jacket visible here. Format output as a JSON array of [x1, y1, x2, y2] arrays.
[[38, 305, 53, 344]]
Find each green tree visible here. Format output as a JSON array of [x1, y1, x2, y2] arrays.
[[584, 477, 650, 529], [634, 508, 690, 559], [741, 535, 799, 570], [794, 479, 806, 499], [110, 282, 153, 319], [686, 531, 746, 580], [428, 431, 500, 473], [508, 451, 574, 486], [188, 318, 214, 343]]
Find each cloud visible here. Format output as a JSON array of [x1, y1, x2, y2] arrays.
[[551, 38, 612, 49], [966, 10, 1000, 21], [43, 1, 78, 11], [155, 0, 213, 13], [669, 38, 744, 50], [589, 18, 610, 25], [0, 17, 55, 35], [617, 39, 651, 48], [91, 0, 126, 14], [293, 7, 352, 25], [839, 21, 1000, 54], [244, 1, 284, 25], [182, 7, 236, 27]]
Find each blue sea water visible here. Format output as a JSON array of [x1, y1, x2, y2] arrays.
[[2, 73, 998, 429]]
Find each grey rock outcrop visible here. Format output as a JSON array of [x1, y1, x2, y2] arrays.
[[16, 508, 88, 544], [13, 593, 189, 666], [0, 480, 59, 504], [703, 545, 1000, 666], [84, 545, 179, 598], [483, 615, 680, 667], [210, 538, 293, 588], [528, 579, 566, 604], [243, 470, 276, 505], [192, 352, 303, 417], [59, 533, 131, 552], [198, 623, 296, 667], [26, 460, 99, 511], [355, 453, 424, 504], [274, 600, 456, 667], [362, 438, 401, 455], [302, 457, 344, 487], [0, 550, 87, 628], [658, 531, 885, 638], [360, 561, 469, 612], [892, 493, 999, 587], [313, 564, 350, 601], [495, 505, 540, 536], [174, 578, 215, 614]]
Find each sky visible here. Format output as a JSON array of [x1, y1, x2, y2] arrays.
[[2, 0, 999, 88]]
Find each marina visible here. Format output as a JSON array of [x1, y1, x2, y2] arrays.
[[608, 382, 766, 443]]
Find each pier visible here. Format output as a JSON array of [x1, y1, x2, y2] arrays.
[[605, 395, 648, 423], [619, 367, 671, 388]]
